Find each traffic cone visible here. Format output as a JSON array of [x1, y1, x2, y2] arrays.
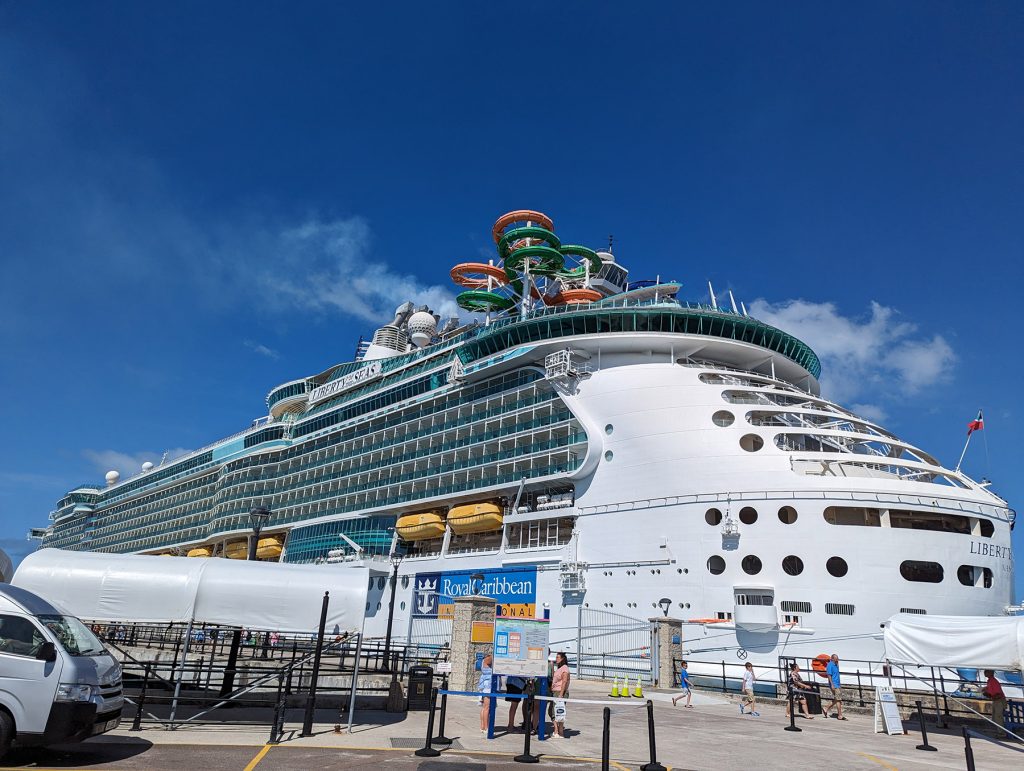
[[618, 678, 629, 697], [609, 676, 620, 697], [632, 676, 644, 698]]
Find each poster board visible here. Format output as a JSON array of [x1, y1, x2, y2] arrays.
[[873, 685, 905, 735], [493, 617, 550, 676], [471, 620, 495, 643]]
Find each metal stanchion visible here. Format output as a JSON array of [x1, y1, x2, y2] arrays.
[[414, 687, 441, 758], [130, 664, 150, 731], [433, 675, 452, 745], [639, 699, 666, 771], [962, 726, 976, 771], [914, 700, 937, 752], [784, 688, 802, 732], [601, 706, 611, 771], [856, 669, 864, 707], [514, 695, 539, 764], [269, 674, 286, 744], [300, 592, 330, 737]]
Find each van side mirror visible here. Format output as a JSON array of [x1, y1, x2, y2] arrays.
[[36, 641, 57, 663]]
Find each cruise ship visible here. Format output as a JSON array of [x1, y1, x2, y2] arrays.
[[34, 209, 1015, 669]]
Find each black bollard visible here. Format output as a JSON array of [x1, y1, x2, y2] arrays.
[[914, 700, 937, 752], [130, 664, 150, 731], [601, 706, 611, 771], [301, 592, 330, 737], [639, 699, 667, 771], [784, 688, 802, 732], [269, 674, 286, 744], [962, 726, 976, 771], [514, 696, 539, 764], [414, 687, 441, 757], [434, 676, 452, 745]]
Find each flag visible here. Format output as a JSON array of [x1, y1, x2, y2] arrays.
[[967, 410, 984, 435]]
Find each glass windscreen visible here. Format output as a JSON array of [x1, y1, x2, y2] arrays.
[[38, 615, 106, 656]]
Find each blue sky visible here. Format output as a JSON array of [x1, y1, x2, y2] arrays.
[[1, 3, 1021, 597]]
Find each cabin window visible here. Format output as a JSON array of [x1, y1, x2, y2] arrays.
[[900, 560, 944, 583], [740, 434, 764, 452], [739, 507, 758, 525], [741, 555, 762, 575], [712, 410, 735, 427], [778, 506, 798, 524], [890, 509, 971, 535], [824, 506, 881, 526], [826, 556, 849, 577], [782, 555, 804, 576], [705, 508, 723, 526], [957, 564, 994, 588], [707, 555, 726, 575]]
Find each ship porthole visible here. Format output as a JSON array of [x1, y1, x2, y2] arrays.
[[604, 424, 614, 435], [604, 451, 614, 461], [778, 506, 798, 524], [741, 555, 762, 575], [401, 576, 410, 589], [740, 434, 764, 452], [707, 555, 726, 575], [712, 410, 735, 427], [826, 556, 849, 577], [739, 506, 758, 525], [782, 555, 804, 576], [705, 508, 722, 526]]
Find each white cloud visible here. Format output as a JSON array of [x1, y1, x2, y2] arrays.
[[82, 447, 191, 477], [244, 340, 280, 359], [748, 299, 956, 407]]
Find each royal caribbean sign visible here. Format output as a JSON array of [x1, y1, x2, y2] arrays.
[[308, 361, 382, 405], [412, 566, 537, 619]]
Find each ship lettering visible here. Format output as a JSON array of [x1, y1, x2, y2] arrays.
[[970, 541, 1010, 559]]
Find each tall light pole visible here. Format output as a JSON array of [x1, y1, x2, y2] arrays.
[[247, 506, 271, 561], [381, 552, 404, 672]]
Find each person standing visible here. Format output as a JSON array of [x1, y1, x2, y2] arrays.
[[551, 652, 571, 738], [983, 669, 1006, 736], [506, 675, 527, 732], [478, 654, 495, 733], [739, 662, 759, 716], [672, 660, 693, 707], [822, 654, 846, 720], [786, 662, 814, 719]]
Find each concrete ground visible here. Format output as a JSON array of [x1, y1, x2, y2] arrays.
[[2, 680, 1020, 770]]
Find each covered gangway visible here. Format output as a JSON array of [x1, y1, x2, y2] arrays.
[[884, 613, 1024, 671], [12, 547, 368, 632]]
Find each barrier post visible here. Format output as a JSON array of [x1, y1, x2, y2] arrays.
[[939, 669, 950, 718], [130, 663, 149, 731], [300, 591, 330, 737], [414, 687, 441, 757], [514, 694, 539, 764], [269, 674, 285, 744], [962, 727, 976, 771], [721, 660, 727, 693], [537, 677, 548, 741], [487, 673, 497, 739], [914, 700, 937, 752], [601, 706, 611, 771], [930, 667, 946, 728], [639, 699, 667, 771], [433, 675, 452, 745], [783, 688, 802, 732], [856, 669, 864, 707]]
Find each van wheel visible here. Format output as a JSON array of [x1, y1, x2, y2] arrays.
[[0, 710, 13, 761]]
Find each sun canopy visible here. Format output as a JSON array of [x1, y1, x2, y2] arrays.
[[884, 613, 1024, 671], [13, 548, 369, 634]]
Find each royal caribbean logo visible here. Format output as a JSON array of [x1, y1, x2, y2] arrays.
[[412, 566, 537, 619]]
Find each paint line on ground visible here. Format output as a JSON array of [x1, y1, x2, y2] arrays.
[[242, 743, 273, 771], [857, 752, 898, 770]]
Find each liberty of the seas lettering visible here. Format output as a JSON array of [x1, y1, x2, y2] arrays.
[[970, 541, 1011, 559]]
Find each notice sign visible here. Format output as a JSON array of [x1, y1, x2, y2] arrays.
[[471, 621, 495, 643], [493, 617, 550, 677], [873, 685, 904, 735]]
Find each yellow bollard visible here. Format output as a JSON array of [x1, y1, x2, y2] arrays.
[[632, 676, 644, 698], [609, 676, 620, 697]]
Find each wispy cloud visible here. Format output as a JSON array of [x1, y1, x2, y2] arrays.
[[244, 340, 280, 360], [749, 299, 956, 415], [82, 447, 191, 477]]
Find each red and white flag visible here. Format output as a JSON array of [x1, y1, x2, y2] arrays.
[[967, 410, 984, 435]]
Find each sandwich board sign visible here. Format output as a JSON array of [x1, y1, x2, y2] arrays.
[[873, 685, 904, 735], [492, 617, 550, 677]]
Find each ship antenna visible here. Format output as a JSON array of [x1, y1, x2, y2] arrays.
[[607, 234, 614, 254]]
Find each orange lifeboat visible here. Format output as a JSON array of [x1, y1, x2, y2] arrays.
[[224, 540, 249, 560], [256, 536, 284, 560], [447, 501, 503, 535], [396, 511, 447, 541]]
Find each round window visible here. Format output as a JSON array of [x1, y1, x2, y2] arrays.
[[778, 506, 798, 524], [741, 555, 762, 575], [712, 410, 735, 427], [377, 576, 386, 590], [740, 434, 764, 452], [604, 450, 614, 461], [400, 601, 406, 611], [739, 506, 758, 525], [707, 555, 726, 575], [705, 508, 722, 526], [401, 575, 410, 589], [782, 555, 804, 576], [827, 556, 849, 578], [605, 424, 614, 435]]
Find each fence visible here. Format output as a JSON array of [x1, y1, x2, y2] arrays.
[[549, 607, 655, 683]]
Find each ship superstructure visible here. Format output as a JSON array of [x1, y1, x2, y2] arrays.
[[36, 210, 1015, 667]]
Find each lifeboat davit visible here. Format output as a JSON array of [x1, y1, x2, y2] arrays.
[[186, 546, 212, 558], [447, 501, 504, 535], [224, 540, 248, 560], [397, 511, 447, 541], [256, 536, 283, 560]]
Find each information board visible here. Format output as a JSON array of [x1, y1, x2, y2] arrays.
[[492, 617, 550, 677], [873, 685, 904, 735]]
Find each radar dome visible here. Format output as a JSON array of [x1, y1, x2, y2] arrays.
[[141, 461, 154, 472], [105, 470, 121, 486], [407, 311, 437, 348]]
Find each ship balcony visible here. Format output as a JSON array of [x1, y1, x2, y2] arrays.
[[733, 586, 778, 631]]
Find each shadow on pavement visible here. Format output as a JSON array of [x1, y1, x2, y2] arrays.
[[2, 737, 153, 768]]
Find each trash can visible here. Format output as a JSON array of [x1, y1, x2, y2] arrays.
[[805, 683, 822, 715], [407, 665, 434, 711]]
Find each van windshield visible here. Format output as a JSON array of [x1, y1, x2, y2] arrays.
[[38, 615, 106, 657]]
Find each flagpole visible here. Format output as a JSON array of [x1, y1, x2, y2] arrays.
[[954, 431, 973, 474]]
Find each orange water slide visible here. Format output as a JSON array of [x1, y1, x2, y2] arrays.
[[450, 262, 513, 289], [492, 210, 554, 244]]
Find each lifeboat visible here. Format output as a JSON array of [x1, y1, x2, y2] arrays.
[[186, 546, 212, 558], [255, 536, 284, 560], [396, 511, 446, 541], [224, 540, 249, 560], [811, 653, 831, 678], [447, 501, 503, 535]]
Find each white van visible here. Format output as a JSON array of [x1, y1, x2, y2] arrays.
[[0, 584, 123, 759]]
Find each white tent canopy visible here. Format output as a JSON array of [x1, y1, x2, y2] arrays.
[[884, 613, 1024, 671], [13, 548, 369, 634]]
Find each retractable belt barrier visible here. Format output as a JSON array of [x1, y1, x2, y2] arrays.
[[439, 689, 649, 708]]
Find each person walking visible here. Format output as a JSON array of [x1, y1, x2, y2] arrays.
[[786, 662, 814, 719], [478, 654, 495, 733], [982, 669, 1007, 736], [506, 675, 527, 732], [822, 654, 846, 720], [672, 660, 693, 707], [739, 662, 759, 716], [551, 652, 571, 738]]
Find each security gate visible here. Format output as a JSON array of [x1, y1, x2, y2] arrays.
[[550, 607, 654, 683]]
